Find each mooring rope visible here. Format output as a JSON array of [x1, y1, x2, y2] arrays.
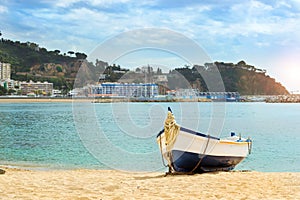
[[162, 110, 180, 173], [158, 134, 168, 168], [189, 134, 211, 174]]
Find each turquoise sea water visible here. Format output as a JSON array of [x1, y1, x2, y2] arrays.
[[0, 102, 299, 172]]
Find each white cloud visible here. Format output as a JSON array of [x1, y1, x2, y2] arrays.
[[0, 5, 8, 13], [250, 0, 273, 11], [13, 1, 300, 49], [89, 0, 131, 6], [4, 1, 300, 61], [40, 0, 80, 8], [42, 0, 133, 8], [275, 0, 292, 8]]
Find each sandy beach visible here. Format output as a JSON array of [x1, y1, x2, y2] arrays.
[[0, 98, 73, 103], [0, 98, 133, 103], [0, 98, 147, 103], [0, 98, 92, 103], [0, 168, 299, 200]]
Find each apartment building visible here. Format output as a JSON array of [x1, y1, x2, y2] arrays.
[[90, 82, 159, 98], [20, 80, 53, 96], [0, 62, 11, 80]]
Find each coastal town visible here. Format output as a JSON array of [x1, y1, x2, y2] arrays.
[[1, 61, 299, 103], [1, 37, 295, 102], [0, 60, 240, 101]]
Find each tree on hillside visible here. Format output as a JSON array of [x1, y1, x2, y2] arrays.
[[68, 51, 75, 56], [156, 67, 162, 75], [54, 50, 61, 55], [237, 60, 246, 66], [75, 52, 87, 60], [135, 67, 141, 73]]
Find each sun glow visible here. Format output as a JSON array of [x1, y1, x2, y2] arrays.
[[277, 62, 300, 92], [285, 65, 300, 91], [271, 49, 300, 92]]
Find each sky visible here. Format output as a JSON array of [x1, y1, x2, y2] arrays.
[[1, 0, 300, 92]]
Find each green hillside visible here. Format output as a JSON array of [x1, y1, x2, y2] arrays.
[[0, 38, 88, 92], [173, 61, 288, 95], [0, 38, 289, 95]]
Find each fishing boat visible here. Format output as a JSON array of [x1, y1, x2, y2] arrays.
[[157, 107, 252, 173]]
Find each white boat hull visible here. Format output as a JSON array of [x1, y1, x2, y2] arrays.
[[157, 127, 251, 172]]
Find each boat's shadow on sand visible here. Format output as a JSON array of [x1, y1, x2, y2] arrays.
[[0, 169, 5, 174], [133, 170, 251, 180]]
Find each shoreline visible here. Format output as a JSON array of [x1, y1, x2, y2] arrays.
[[0, 97, 248, 103], [1, 97, 300, 104], [0, 97, 212, 103], [0, 167, 299, 199], [0, 97, 86, 103]]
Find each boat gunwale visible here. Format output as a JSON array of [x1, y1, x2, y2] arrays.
[[156, 127, 220, 140]]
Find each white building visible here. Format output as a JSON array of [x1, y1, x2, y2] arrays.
[[90, 82, 158, 98], [0, 62, 11, 80], [52, 89, 62, 97], [153, 75, 168, 83], [0, 79, 16, 90], [20, 80, 53, 96]]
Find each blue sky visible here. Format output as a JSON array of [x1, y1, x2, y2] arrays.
[[1, 0, 300, 91]]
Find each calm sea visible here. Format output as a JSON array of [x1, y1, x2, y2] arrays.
[[0, 102, 299, 172]]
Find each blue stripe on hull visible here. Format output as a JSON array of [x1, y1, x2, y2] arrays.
[[172, 150, 245, 173]]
